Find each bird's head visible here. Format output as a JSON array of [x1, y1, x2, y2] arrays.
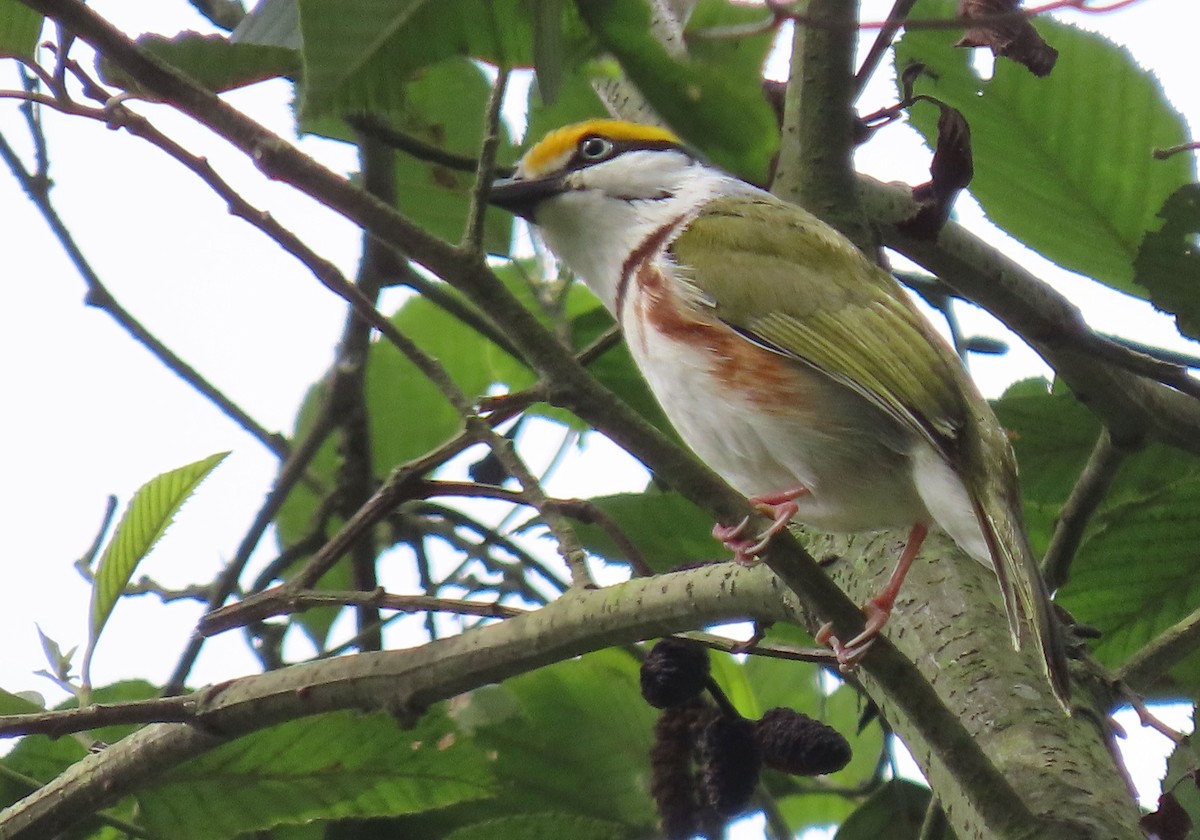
[[490, 120, 736, 311], [490, 119, 696, 221]]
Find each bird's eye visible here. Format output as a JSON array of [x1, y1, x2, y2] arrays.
[[578, 136, 615, 162]]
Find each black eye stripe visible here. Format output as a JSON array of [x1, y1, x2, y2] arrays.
[[566, 138, 685, 171]]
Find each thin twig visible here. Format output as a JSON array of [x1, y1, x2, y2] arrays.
[[473, 424, 597, 588], [163, 399, 339, 695], [248, 530, 328, 595], [72, 495, 116, 576], [414, 502, 569, 596], [344, 113, 513, 178], [694, 0, 1148, 39], [1079, 332, 1200, 401], [197, 414, 524, 637], [1153, 141, 1200, 161], [1042, 428, 1130, 590], [0, 696, 196, 739], [418, 480, 651, 577], [679, 630, 838, 666], [0, 121, 289, 461], [395, 264, 525, 359], [919, 798, 950, 840], [854, 0, 919, 97], [1097, 332, 1200, 372], [332, 133, 396, 652], [1119, 606, 1200, 691], [462, 67, 509, 256], [183, 587, 526, 637], [547, 498, 654, 578]]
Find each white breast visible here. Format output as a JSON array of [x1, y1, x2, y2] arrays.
[[619, 261, 934, 534]]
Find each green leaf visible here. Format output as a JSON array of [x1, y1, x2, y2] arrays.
[[138, 708, 495, 839], [0, 0, 41, 58], [88, 452, 228, 649], [685, 0, 777, 87], [99, 33, 299, 94], [1158, 716, 1200, 826], [711, 652, 884, 831], [231, 0, 301, 49], [994, 385, 1200, 690], [443, 812, 625, 840], [303, 57, 515, 255], [530, 0, 567, 106], [1134, 183, 1200, 340], [576, 0, 777, 182], [897, 0, 1194, 291], [390, 59, 515, 255], [296, 0, 590, 121], [570, 491, 715, 571], [297, 0, 432, 117], [0, 682, 158, 810], [453, 649, 658, 828], [365, 296, 510, 475], [1060, 472, 1200, 686], [835, 779, 930, 839], [275, 294, 516, 645], [524, 62, 609, 148]]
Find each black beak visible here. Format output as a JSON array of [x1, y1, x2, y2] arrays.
[[488, 175, 566, 221]]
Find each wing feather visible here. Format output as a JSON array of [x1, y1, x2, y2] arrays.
[[670, 194, 970, 460]]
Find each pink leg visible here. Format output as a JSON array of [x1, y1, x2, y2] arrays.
[[816, 522, 930, 670], [712, 487, 809, 565]]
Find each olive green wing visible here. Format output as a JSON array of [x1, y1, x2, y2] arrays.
[[672, 194, 1071, 703], [671, 193, 971, 460]]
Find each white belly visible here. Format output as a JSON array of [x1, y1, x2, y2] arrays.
[[622, 292, 933, 534]]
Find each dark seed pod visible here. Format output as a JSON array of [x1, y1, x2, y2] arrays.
[[641, 638, 711, 709], [650, 703, 715, 840], [754, 707, 852, 776], [697, 715, 761, 817]]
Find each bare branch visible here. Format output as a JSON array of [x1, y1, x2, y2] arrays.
[[8, 7, 1148, 836], [462, 67, 509, 256], [164, 400, 339, 695], [854, 0, 921, 96], [415, 502, 569, 597], [695, 0, 1150, 38], [863, 178, 1200, 456], [0, 115, 289, 461], [346, 113, 512, 177], [1042, 429, 1130, 591], [0, 697, 196, 739], [1119, 605, 1200, 692]]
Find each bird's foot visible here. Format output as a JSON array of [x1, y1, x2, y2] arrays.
[[711, 488, 808, 565], [815, 598, 893, 672]]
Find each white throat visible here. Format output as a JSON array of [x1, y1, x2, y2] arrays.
[[531, 154, 747, 314]]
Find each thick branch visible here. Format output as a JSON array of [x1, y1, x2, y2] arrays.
[[863, 178, 1200, 456], [10, 4, 1146, 837], [774, 0, 875, 252], [0, 565, 794, 838]]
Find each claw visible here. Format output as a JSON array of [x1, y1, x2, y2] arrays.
[[712, 487, 809, 564], [813, 523, 931, 671], [711, 515, 751, 544], [816, 622, 876, 672]]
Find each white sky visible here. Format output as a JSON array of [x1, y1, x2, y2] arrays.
[[0, 0, 1197, 826]]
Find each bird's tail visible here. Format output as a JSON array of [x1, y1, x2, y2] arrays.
[[975, 493, 1071, 709]]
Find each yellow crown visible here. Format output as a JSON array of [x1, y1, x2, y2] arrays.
[[518, 119, 681, 178]]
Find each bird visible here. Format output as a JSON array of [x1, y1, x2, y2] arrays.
[[488, 118, 1069, 704]]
